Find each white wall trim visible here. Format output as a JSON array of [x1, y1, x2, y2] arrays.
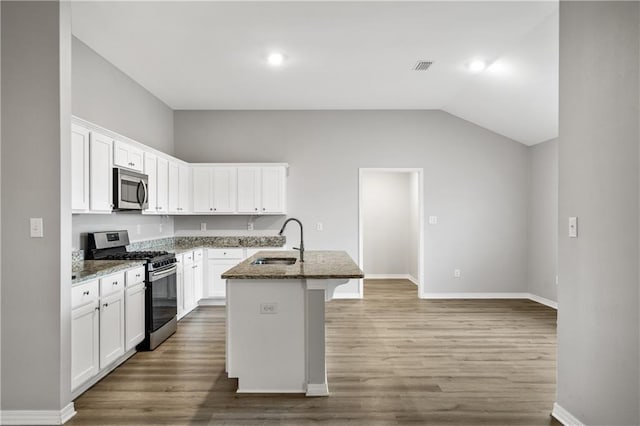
[[198, 298, 226, 306], [552, 403, 584, 426], [332, 292, 362, 300], [306, 383, 330, 396], [365, 274, 419, 286], [423, 292, 530, 299], [422, 292, 558, 308], [1, 403, 76, 425], [526, 293, 558, 309]]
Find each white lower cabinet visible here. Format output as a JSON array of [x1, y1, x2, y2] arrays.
[[71, 282, 100, 391], [125, 266, 145, 351], [206, 248, 244, 299], [176, 253, 185, 319], [72, 266, 146, 394], [99, 288, 125, 369], [177, 250, 204, 318]]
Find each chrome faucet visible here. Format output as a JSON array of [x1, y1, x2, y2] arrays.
[[278, 218, 304, 262]]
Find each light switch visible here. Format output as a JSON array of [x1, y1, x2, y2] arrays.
[[30, 218, 44, 238], [569, 217, 578, 238], [428, 216, 438, 225]]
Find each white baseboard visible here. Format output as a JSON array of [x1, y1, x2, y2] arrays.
[[198, 298, 226, 306], [365, 274, 414, 281], [420, 292, 558, 309], [423, 292, 530, 299], [526, 293, 558, 309], [331, 292, 362, 299], [306, 383, 329, 396], [552, 402, 584, 425], [1, 402, 76, 425]]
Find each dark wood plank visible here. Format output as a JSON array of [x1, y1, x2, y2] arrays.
[[68, 279, 560, 425]]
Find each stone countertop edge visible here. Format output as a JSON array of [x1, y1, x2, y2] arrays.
[[72, 260, 146, 286], [221, 250, 364, 280]]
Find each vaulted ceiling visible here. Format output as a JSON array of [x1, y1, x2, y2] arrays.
[[71, 1, 558, 145]]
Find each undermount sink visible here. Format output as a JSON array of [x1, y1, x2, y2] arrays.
[[252, 257, 297, 265]]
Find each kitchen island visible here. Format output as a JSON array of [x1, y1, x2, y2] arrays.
[[222, 250, 363, 396]]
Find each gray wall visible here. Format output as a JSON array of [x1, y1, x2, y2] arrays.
[[174, 110, 530, 296], [527, 138, 558, 302], [557, 2, 639, 424], [72, 36, 175, 250], [72, 37, 174, 154], [1, 1, 72, 412]]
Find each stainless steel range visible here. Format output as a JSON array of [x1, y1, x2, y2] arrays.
[[87, 230, 177, 350]]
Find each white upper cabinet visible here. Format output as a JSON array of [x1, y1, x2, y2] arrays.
[[261, 167, 286, 214], [89, 132, 113, 213], [213, 167, 237, 213], [144, 152, 157, 214], [169, 162, 191, 213], [144, 153, 169, 214], [193, 166, 238, 213], [237, 166, 286, 214], [237, 167, 262, 214], [71, 124, 90, 212], [113, 140, 143, 172]]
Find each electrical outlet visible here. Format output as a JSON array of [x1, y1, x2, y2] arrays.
[[569, 217, 578, 238], [200, 222, 207, 231], [260, 303, 278, 314], [454, 269, 461, 278], [247, 222, 254, 231], [556, 275, 559, 285], [136, 224, 142, 235], [316, 222, 323, 231], [428, 216, 438, 225], [159, 223, 163, 233]]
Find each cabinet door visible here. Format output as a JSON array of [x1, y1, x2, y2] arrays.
[[99, 291, 125, 369], [125, 283, 146, 351], [89, 132, 113, 212], [168, 162, 180, 213], [156, 157, 169, 213], [71, 300, 99, 391], [261, 167, 286, 213], [71, 125, 90, 211], [183, 264, 195, 313], [113, 140, 130, 170], [193, 261, 204, 302], [128, 147, 144, 172], [144, 152, 157, 213], [237, 167, 261, 213], [207, 259, 237, 298], [178, 165, 190, 213], [193, 168, 212, 213], [212, 167, 237, 213]]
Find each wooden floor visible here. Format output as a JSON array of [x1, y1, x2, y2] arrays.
[[69, 280, 559, 425]]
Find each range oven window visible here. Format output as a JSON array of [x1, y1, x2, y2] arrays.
[[148, 267, 177, 332]]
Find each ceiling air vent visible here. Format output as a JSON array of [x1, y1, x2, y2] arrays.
[[413, 61, 433, 71]]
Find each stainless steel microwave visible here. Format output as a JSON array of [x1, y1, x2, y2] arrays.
[[113, 168, 149, 210]]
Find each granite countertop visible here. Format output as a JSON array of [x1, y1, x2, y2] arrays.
[[72, 260, 145, 286], [221, 250, 364, 280], [142, 236, 287, 255]]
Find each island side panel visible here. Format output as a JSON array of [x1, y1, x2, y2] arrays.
[[306, 287, 328, 396], [226, 278, 307, 393]]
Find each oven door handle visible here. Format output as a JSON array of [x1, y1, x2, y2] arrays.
[[149, 265, 177, 282]]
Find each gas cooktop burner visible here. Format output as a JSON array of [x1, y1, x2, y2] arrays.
[[104, 251, 169, 260]]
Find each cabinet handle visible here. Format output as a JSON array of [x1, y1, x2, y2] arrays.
[[254, 208, 258, 211], [112, 281, 118, 285], [192, 265, 197, 269], [262, 208, 265, 211], [110, 203, 114, 208], [209, 208, 213, 211], [136, 274, 140, 278], [83, 291, 90, 296], [95, 307, 100, 311], [103, 303, 109, 307]]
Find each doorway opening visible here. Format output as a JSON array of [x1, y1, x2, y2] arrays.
[[358, 168, 424, 298]]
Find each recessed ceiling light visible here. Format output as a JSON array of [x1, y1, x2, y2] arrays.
[[468, 60, 486, 74], [267, 52, 284, 66]]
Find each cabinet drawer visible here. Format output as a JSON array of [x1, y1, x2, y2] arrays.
[[100, 272, 125, 296], [194, 249, 204, 261], [183, 251, 194, 265], [126, 266, 145, 287], [207, 248, 244, 260], [72, 280, 99, 309]]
